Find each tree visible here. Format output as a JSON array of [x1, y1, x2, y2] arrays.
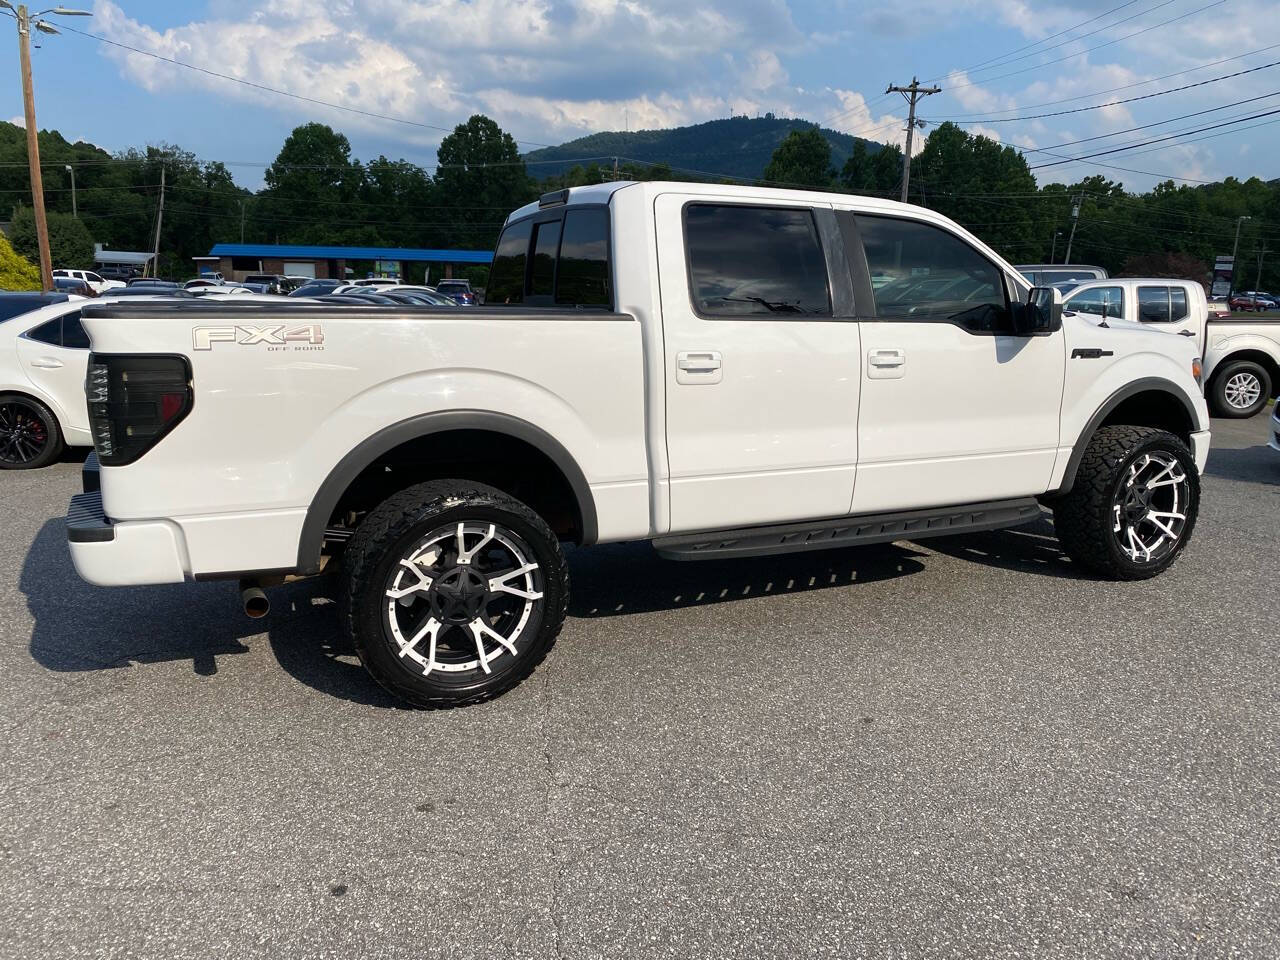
[[261, 123, 365, 245], [434, 115, 535, 250], [1119, 251, 1210, 282], [763, 128, 834, 189], [9, 204, 94, 268], [0, 230, 40, 290]]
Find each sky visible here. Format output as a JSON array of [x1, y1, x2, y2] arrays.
[[3, 0, 1279, 192]]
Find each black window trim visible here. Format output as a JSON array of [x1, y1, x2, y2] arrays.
[[492, 202, 615, 311], [680, 200, 837, 321], [19, 305, 85, 349], [847, 209, 1018, 337]]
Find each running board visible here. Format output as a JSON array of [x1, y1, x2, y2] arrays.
[[653, 498, 1044, 561]]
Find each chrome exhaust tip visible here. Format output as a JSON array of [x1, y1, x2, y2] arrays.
[[240, 580, 270, 619]]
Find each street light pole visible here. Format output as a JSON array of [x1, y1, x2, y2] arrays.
[[64, 163, 75, 217], [1230, 215, 1251, 297], [1051, 230, 1062, 264], [1, 2, 93, 289]]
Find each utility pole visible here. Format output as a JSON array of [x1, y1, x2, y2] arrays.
[[1051, 230, 1062, 264], [64, 163, 75, 217], [1230, 215, 1251, 296], [886, 76, 940, 204], [1064, 193, 1084, 264], [238, 198, 247, 244], [3, 3, 92, 289], [151, 165, 165, 278], [1255, 241, 1269, 291]]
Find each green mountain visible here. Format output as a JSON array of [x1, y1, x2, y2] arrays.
[[522, 115, 888, 182]]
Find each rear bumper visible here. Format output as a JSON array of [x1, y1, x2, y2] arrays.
[[1191, 430, 1211, 474], [67, 490, 187, 586]]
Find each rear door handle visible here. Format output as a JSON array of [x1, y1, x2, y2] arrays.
[[1178, 330, 1196, 337], [31, 357, 64, 369], [676, 351, 723, 384]]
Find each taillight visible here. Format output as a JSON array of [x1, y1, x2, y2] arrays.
[[87, 354, 193, 466]]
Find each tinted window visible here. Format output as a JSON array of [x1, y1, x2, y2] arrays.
[[1170, 287, 1189, 322], [27, 318, 62, 346], [1066, 285, 1123, 319], [858, 215, 1008, 331], [529, 220, 561, 298], [556, 208, 610, 306], [62, 313, 90, 349], [486, 218, 532, 304], [686, 205, 830, 317], [1137, 286, 1171, 323]]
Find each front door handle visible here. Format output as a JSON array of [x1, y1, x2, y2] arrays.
[[31, 357, 64, 369], [676, 351, 723, 384], [868, 348, 906, 380]]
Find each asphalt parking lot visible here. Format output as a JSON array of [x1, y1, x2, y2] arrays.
[[3, 415, 1278, 959]]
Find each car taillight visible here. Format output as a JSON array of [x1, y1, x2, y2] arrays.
[[87, 354, 193, 466]]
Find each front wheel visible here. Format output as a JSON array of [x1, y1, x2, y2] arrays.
[[341, 481, 568, 708], [1210, 360, 1271, 418], [1052, 426, 1200, 580]]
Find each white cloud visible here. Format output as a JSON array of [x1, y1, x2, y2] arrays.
[[8, 116, 24, 128]]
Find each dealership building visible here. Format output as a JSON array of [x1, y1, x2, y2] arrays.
[[194, 243, 494, 282]]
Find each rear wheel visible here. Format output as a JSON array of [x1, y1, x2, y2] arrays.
[[340, 481, 568, 708], [1052, 425, 1199, 581], [0, 395, 63, 470], [1210, 360, 1271, 418]]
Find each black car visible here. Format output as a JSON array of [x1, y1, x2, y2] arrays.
[[288, 279, 344, 298], [96, 265, 138, 282], [0, 291, 70, 321]]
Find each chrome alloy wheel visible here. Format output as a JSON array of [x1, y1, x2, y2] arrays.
[[384, 522, 544, 677], [1223, 371, 1263, 411], [1111, 452, 1190, 565]]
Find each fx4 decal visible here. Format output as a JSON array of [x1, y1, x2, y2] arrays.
[[193, 324, 325, 351]]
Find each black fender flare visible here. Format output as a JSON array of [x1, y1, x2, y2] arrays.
[[1050, 377, 1200, 497], [296, 410, 598, 574]]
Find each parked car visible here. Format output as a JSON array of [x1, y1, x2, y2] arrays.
[[1207, 298, 1231, 320], [1064, 277, 1280, 418], [52, 276, 96, 298], [184, 278, 224, 289], [353, 278, 399, 287], [0, 296, 95, 468], [434, 279, 477, 305], [1015, 264, 1109, 286], [1229, 294, 1276, 312], [95, 266, 138, 283], [241, 274, 290, 295], [53, 269, 124, 294], [1269, 401, 1280, 455], [288, 279, 344, 298], [98, 286, 194, 298], [67, 182, 1210, 709], [126, 277, 178, 288], [380, 285, 458, 306]]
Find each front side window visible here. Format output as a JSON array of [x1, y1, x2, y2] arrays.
[[1066, 285, 1124, 319], [685, 204, 831, 317], [1138, 286, 1172, 323], [858, 215, 1008, 332], [486, 218, 532, 305]]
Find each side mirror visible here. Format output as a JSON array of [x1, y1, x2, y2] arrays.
[[1012, 286, 1063, 336]]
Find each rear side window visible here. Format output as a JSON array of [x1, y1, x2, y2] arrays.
[[858, 215, 1009, 332], [63, 314, 90, 349], [1138, 286, 1172, 323], [685, 204, 831, 317], [556, 209, 610, 306], [27, 318, 62, 346], [486, 219, 532, 304], [1170, 287, 1189, 322]]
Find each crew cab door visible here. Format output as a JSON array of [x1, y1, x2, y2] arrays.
[[1135, 284, 1205, 354], [14, 308, 92, 437], [844, 211, 1065, 513], [655, 194, 862, 532]]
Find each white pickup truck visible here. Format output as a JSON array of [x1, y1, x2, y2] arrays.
[[1062, 277, 1280, 418], [67, 182, 1210, 708]]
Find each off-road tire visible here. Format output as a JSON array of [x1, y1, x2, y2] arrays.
[[1209, 360, 1271, 418], [1052, 425, 1199, 581], [341, 480, 569, 708], [0, 393, 63, 470]]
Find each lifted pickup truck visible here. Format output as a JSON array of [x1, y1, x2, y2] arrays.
[[68, 182, 1210, 707], [1063, 277, 1280, 418]]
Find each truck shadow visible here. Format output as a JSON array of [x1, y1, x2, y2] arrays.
[[19, 516, 1087, 709], [1203, 444, 1280, 487]]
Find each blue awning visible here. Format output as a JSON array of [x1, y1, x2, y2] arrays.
[[207, 244, 493, 264]]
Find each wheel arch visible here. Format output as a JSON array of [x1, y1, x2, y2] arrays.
[[1052, 378, 1199, 497], [296, 410, 598, 575]]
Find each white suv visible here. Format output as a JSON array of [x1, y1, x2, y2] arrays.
[[52, 269, 125, 295]]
